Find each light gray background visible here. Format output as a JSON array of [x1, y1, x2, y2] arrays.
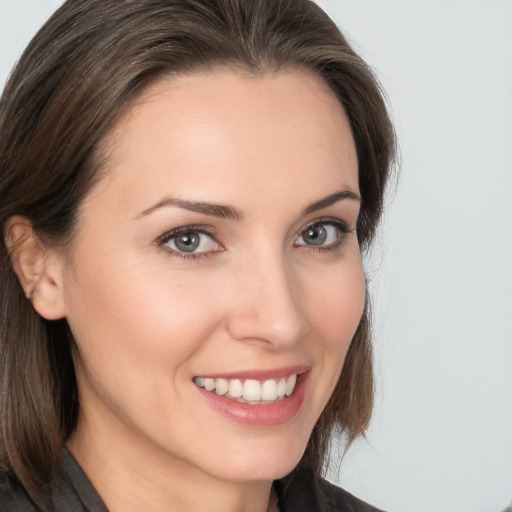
[[1, 2, 511, 512]]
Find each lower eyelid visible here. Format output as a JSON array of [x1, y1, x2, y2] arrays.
[[164, 249, 215, 261]]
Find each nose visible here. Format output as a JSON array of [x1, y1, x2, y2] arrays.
[[225, 251, 308, 348]]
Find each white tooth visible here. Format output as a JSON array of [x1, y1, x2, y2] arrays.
[[261, 379, 278, 401], [229, 379, 243, 398], [285, 374, 297, 396], [243, 379, 262, 401], [215, 378, 229, 396], [194, 377, 205, 387], [204, 378, 215, 391], [277, 377, 286, 398]]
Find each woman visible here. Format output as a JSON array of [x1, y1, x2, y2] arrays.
[[0, 0, 395, 510]]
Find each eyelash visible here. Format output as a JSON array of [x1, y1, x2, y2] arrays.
[[157, 224, 219, 261], [294, 218, 352, 254], [157, 218, 353, 261]]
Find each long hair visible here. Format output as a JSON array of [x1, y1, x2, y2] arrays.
[[0, 0, 396, 507]]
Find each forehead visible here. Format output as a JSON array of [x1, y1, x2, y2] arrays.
[[86, 69, 358, 215]]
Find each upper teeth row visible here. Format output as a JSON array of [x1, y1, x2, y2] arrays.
[[194, 375, 297, 401]]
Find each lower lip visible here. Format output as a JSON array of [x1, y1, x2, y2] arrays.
[[195, 373, 309, 426]]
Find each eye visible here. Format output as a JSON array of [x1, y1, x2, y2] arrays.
[[295, 220, 349, 249], [159, 226, 222, 258]]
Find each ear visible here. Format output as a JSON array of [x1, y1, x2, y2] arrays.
[[4, 216, 67, 320]]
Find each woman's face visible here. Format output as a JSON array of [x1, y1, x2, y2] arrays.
[[60, 69, 364, 484]]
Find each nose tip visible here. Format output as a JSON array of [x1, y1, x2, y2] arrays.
[[226, 261, 307, 348]]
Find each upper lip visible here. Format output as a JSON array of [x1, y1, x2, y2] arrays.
[[193, 365, 310, 381]]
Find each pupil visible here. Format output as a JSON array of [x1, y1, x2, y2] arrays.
[[175, 234, 199, 252], [305, 225, 326, 245]]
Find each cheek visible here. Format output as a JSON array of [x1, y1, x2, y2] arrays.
[[63, 259, 230, 438], [63, 253, 225, 379], [292, 254, 366, 427], [302, 253, 366, 401], [305, 257, 366, 349]]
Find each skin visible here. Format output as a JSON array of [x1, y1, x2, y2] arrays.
[[29, 70, 365, 511]]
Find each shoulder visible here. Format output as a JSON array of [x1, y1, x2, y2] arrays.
[[0, 473, 39, 512], [0, 450, 107, 512], [313, 477, 386, 512], [275, 467, 386, 512]]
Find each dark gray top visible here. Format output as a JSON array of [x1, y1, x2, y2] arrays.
[[0, 450, 384, 511]]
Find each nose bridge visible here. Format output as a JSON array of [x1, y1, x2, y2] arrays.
[[227, 244, 306, 347]]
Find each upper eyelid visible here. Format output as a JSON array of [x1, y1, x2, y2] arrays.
[[157, 224, 219, 245], [296, 217, 352, 237]]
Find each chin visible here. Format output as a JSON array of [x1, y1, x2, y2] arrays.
[[201, 429, 310, 483]]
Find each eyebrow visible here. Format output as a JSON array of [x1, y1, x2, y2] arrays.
[[137, 189, 360, 220], [137, 196, 242, 220], [302, 189, 360, 215]]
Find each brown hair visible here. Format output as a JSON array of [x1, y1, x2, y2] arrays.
[[0, 0, 395, 507]]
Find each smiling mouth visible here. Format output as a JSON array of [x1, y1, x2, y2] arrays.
[[193, 374, 297, 404]]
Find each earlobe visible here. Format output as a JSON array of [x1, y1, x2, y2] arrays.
[[4, 216, 67, 320]]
